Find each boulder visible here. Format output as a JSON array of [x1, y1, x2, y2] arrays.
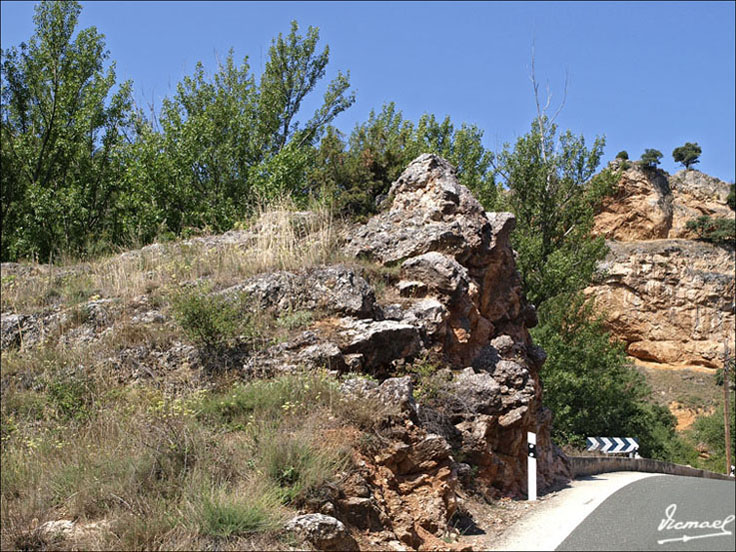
[[285, 513, 358, 551], [225, 265, 376, 319]]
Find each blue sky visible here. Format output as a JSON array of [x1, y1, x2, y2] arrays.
[[2, 1, 735, 181]]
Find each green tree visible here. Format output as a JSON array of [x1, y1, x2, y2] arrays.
[[489, 77, 680, 458], [1, 0, 134, 261], [672, 142, 702, 169], [535, 294, 686, 459], [491, 117, 615, 307], [310, 102, 496, 217], [727, 183, 735, 211], [616, 150, 629, 160], [640, 148, 663, 168], [131, 21, 353, 236]]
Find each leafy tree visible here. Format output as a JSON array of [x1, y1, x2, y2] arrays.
[[1, 0, 134, 261], [131, 21, 353, 236], [672, 142, 701, 169], [535, 294, 687, 460], [489, 77, 680, 459], [640, 148, 663, 168], [309, 102, 496, 217], [615, 150, 628, 160], [690, 396, 736, 472], [491, 117, 615, 307]]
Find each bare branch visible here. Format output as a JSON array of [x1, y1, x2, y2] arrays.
[[550, 69, 569, 124]]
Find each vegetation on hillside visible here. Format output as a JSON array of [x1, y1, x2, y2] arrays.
[[1, 4, 733, 548]]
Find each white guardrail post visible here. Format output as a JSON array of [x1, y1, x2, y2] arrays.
[[527, 431, 537, 501]]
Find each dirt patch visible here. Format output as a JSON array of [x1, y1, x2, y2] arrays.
[[632, 357, 717, 374], [668, 401, 715, 431], [454, 491, 540, 551]]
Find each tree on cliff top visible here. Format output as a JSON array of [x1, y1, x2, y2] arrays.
[[640, 148, 663, 168], [672, 142, 702, 170]]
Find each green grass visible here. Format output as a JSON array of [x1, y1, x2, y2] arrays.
[[1, 369, 368, 550], [197, 482, 284, 537]]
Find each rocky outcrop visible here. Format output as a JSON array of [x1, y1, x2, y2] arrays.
[[585, 239, 734, 367], [341, 155, 569, 496], [668, 169, 734, 239], [592, 164, 673, 240], [2, 154, 571, 551], [593, 164, 733, 242], [255, 154, 569, 547], [589, 164, 735, 368]]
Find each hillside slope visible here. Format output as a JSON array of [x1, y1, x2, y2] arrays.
[[1, 154, 569, 551]]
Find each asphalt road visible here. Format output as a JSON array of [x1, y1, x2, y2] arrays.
[[557, 475, 736, 551]]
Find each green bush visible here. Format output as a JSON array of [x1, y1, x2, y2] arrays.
[[689, 396, 736, 472], [686, 215, 735, 246], [616, 150, 629, 160], [46, 374, 96, 423], [640, 148, 663, 168], [534, 293, 682, 459], [172, 287, 257, 351]]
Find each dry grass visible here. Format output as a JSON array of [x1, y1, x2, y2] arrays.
[[0, 198, 395, 550], [0, 366, 377, 550], [1, 197, 342, 314]]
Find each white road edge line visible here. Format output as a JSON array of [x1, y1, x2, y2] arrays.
[[488, 471, 665, 551]]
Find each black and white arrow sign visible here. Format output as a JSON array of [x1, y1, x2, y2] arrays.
[[586, 437, 639, 453]]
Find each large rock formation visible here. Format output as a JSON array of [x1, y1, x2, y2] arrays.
[[343, 154, 566, 482], [1, 154, 571, 550], [588, 163, 735, 368], [593, 163, 733, 242]]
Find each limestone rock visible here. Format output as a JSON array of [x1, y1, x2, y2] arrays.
[[585, 239, 734, 367], [668, 169, 734, 239], [337, 318, 421, 373], [592, 165, 672, 240], [342, 153, 568, 498], [226, 265, 376, 318], [285, 513, 358, 551], [590, 164, 734, 368], [341, 376, 418, 417]]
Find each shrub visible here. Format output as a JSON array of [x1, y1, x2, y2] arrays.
[[172, 287, 259, 352], [686, 215, 735, 246], [615, 150, 629, 160], [672, 142, 702, 169]]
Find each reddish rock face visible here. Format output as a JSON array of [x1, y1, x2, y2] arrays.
[[588, 164, 735, 368], [344, 154, 570, 496]]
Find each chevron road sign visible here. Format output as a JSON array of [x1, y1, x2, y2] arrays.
[[586, 437, 639, 454]]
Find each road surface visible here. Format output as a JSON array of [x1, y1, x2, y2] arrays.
[[558, 475, 735, 551], [488, 471, 735, 551]]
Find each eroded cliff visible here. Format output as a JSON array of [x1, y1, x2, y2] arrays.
[[587, 164, 734, 368]]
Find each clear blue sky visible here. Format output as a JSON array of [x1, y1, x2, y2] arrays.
[[2, 1, 735, 181]]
